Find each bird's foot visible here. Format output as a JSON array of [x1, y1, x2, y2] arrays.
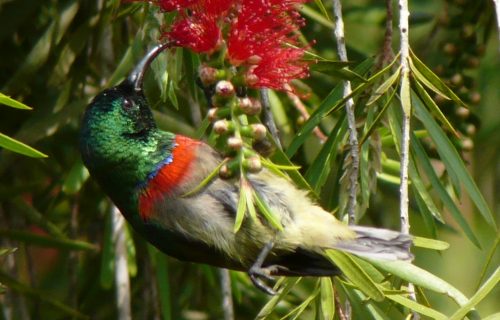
[[248, 265, 279, 295]]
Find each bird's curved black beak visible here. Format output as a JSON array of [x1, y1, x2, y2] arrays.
[[127, 42, 171, 92]]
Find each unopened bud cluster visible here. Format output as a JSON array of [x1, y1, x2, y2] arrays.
[[207, 77, 268, 179]]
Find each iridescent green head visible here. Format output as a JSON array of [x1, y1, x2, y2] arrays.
[[80, 44, 172, 212]]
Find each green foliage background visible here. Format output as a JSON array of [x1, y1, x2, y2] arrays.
[[0, 0, 498, 319]]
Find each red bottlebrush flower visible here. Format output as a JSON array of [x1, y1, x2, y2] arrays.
[[246, 46, 309, 90], [157, 0, 233, 14], [227, 0, 307, 64], [157, 0, 198, 11], [201, 0, 234, 16], [166, 13, 221, 53], [227, 0, 310, 90]]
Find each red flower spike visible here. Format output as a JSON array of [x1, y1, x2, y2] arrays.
[[166, 14, 221, 53], [227, 0, 311, 90], [156, 0, 234, 15], [201, 0, 234, 16], [157, 0, 198, 11], [246, 47, 309, 90]]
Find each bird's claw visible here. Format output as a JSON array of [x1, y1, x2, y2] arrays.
[[248, 265, 278, 295]]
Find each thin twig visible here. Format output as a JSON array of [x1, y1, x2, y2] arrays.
[[494, 0, 500, 51], [219, 269, 234, 320], [112, 205, 132, 320], [398, 0, 419, 318], [284, 86, 327, 143], [376, 0, 395, 69], [260, 89, 283, 150], [332, 0, 359, 225], [398, 0, 411, 246]]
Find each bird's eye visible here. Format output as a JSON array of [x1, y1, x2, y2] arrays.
[[122, 98, 133, 111]]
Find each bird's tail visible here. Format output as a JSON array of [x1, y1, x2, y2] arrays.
[[332, 226, 413, 261]]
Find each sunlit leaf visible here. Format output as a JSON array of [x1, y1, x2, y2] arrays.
[[319, 278, 335, 320], [0, 132, 47, 158], [0, 93, 31, 109], [412, 237, 449, 251]]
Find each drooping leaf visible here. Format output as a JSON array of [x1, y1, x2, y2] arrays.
[[413, 92, 496, 230]]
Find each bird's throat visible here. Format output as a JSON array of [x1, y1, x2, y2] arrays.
[[138, 135, 201, 221]]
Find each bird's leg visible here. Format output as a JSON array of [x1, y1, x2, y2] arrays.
[[248, 240, 279, 295]]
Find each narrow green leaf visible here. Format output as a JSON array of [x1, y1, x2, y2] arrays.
[[366, 67, 401, 106], [0, 93, 32, 109], [253, 191, 284, 231], [386, 294, 447, 320], [310, 63, 365, 82], [449, 267, 500, 320], [244, 185, 258, 221], [261, 157, 301, 171], [234, 178, 248, 233], [414, 190, 439, 239], [125, 225, 137, 277], [411, 132, 480, 246], [0, 230, 97, 251], [283, 286, 319, 320], [107, 36, 143, 86], [306, 114, 347, 192], [409, 50, 467, 108], [360, 88, 397, 146], [325, 250, 384, 301], [0, 248, 17, 256], [413, 79, 458, 137], [269, 139, 316, 195], [412, 236, 450, 251], [320, 278, 335, 320], [0, 132, 47, 158], [338, 280, 393, 320], [151, 247, 172, 320], [313, 0, 331, 21], [475, 235, 499, 290], [0, 270, 88, 319], [4, 1, 79, 91], [100, 211, 114, 289], [62, 159, 89, 194], [409, 162, 443, 222], [256, 278, 301, 319], [167, 80, 179, 110], [181, 160, 225, 197], [365, 258, 480, 320], [12, 198, 67, 239], [300, 5, 334, 29], [287, 57, 376, 156], [413, 92, 496, 230]]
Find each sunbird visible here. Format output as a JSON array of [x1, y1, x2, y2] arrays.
[[80, 44, 412, 294]]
